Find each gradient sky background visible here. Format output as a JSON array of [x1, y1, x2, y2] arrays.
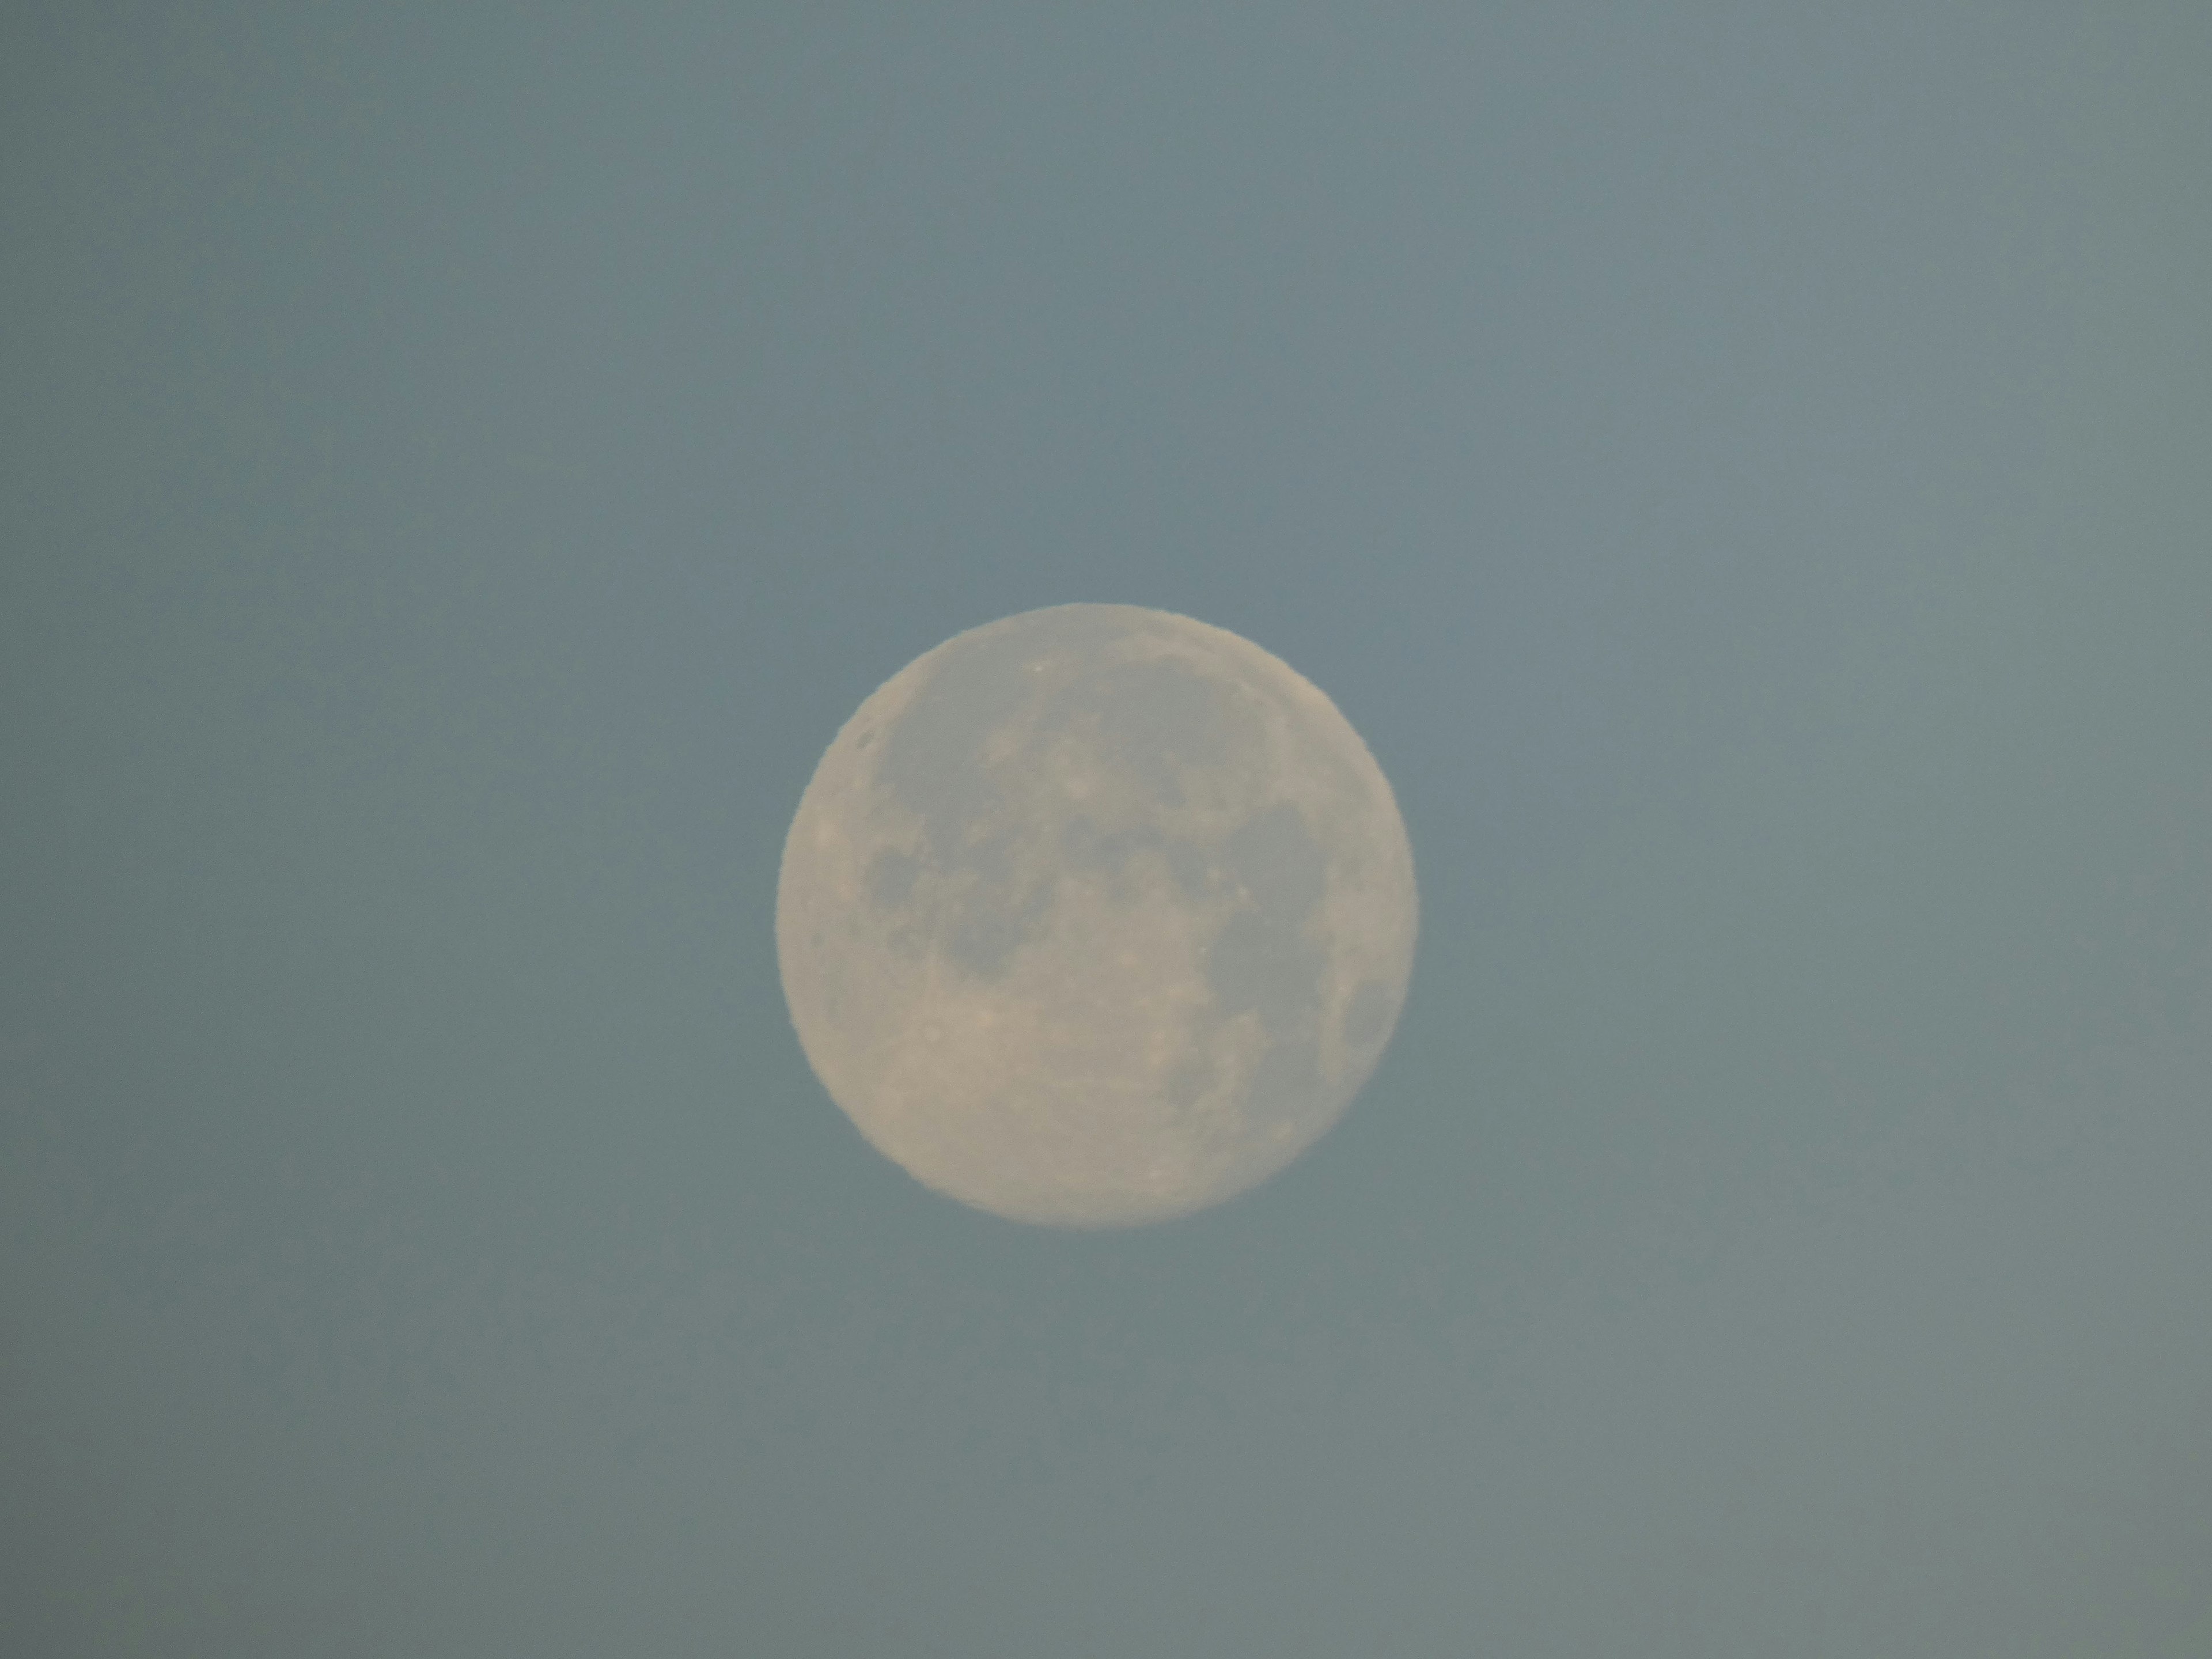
[[5, 3, 2210, 1654]]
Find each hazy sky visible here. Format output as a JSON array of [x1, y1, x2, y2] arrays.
[[5, 3, 2209, 1654]]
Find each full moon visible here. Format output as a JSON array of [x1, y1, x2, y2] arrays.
[[776, 604, 1417, 1228]]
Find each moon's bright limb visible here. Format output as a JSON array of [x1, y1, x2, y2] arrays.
[[776, 604, 1416, 1228]]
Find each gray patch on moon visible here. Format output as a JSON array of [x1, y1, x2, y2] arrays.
[[867, 847, 920, 910], [1221, 801, 1327, 916], [874, 622, 1043, 859], [1205, 803, 1327, 1037], [870, 625, 1062, 980], [1042, 657, 1228, 806], [944, 874, 1054, 978], [1343, 978, 1395, 1051], [1166, 1054, 1214, 1109], [1061, 816, 1209, 904], [1207, 910, 1320, 1036], [1246, 1034, 1324, 1125], [874, 614, 1252, 980]]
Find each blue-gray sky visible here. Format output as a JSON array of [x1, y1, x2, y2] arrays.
[[5, 3, 2209, 1654]]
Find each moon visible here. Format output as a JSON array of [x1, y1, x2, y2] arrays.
[[776, 604, 1417, 1228]]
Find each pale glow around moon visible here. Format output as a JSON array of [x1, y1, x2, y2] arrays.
[[776, 604, 1417, 1228]]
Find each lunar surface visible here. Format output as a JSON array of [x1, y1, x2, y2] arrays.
[[776, 604, 1417, 1227]]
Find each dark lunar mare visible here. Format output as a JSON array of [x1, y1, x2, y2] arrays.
[[872, 613, 1253, 983]]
